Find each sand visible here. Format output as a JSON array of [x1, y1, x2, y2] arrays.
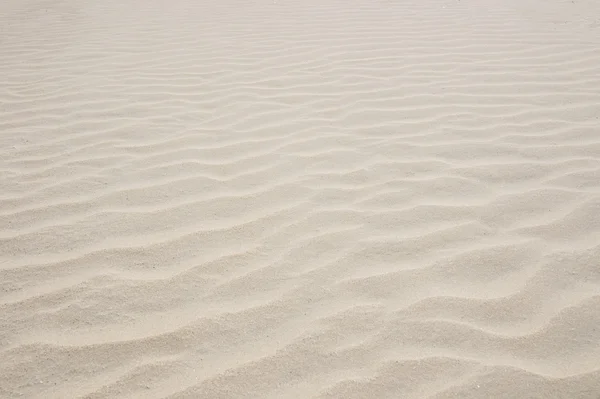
[[1, 0, 600, 398]]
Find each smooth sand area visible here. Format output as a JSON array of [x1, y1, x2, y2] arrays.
[[2, 0, 600, 398]]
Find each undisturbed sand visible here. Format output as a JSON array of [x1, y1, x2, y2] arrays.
[[2, 0, 600, 398]]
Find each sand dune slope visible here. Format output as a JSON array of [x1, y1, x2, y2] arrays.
[[2, 0, 600, 398]]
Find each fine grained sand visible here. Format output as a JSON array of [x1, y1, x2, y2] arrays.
[[1, 0, 600, 398]]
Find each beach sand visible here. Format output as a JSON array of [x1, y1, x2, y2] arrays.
[[1, 0, 600, 398]]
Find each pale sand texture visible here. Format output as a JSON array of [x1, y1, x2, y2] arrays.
[[1, 0, 600, 398]]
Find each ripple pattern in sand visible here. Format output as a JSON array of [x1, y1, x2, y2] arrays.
[[2, 0, 600, 398]]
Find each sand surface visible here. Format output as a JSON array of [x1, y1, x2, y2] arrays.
[[2, 0, 600, 398]]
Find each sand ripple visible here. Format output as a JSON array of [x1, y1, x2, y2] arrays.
[[2, 0, 600, 398]]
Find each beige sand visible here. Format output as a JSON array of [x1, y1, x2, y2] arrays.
[[2, 0, 600, 398]]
